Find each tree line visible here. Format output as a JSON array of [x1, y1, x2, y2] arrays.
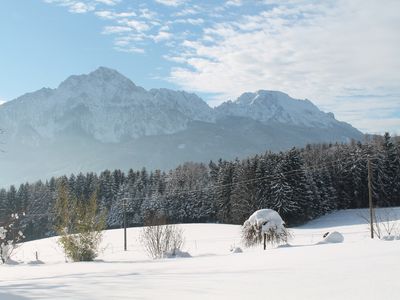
[[0, 133, 399, 241]]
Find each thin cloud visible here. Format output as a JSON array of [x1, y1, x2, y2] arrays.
[[167, 0, 400, 133], [153, 31, 172, 42], [95, 10, 136, 19], [114, 46, 145, 53], [174, 7, 201, 17], [154, 0, 186, 7], [118, 19, 151, 32], [95, 0, 120, 5], [139, 8, 158, 20], [226, 0, 242, 7], [102, 25, 132, 34], [70, 2, 95, 13], [44, 0, 95, 13], [175, 18, 204, 25]]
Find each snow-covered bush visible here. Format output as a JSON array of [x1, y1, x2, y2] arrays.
[[139, 216, 185, 259], [242, 209, 290, 249], [0, 213, 25, 264]]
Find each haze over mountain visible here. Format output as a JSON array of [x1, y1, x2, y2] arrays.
[[0, 67, 363, 186]]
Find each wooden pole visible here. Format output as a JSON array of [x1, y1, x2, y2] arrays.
[[263, 233, 266, 250], [367, 157, 374, 239], [123, 198, 127, 251]]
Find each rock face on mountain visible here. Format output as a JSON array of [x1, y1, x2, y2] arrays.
[[0, 67, 214, 143], [0, 67, 363, 186], [216, 90, 338, 128]]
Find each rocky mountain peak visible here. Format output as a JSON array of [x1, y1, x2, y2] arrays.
[[58, 66, 143, 96], [216, 89, 339, 128]]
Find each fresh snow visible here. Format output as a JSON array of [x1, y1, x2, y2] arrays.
[[1, 208, 399, 299]]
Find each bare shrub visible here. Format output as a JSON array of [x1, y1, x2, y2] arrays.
[[139, 216, 185, 259], [373, 208, 399, 238], [359, 208, 400, 239]]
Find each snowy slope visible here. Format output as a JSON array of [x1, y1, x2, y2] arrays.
[[1, 208, 399, 300]]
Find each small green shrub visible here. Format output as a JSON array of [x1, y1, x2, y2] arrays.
[[55, 181, 106, 262]]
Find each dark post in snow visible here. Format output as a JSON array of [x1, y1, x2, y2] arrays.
[[263, 233, 266, 250], [367, 156, 374, 239], [123, 198, 127, 251]]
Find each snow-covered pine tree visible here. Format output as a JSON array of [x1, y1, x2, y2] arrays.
[[17, 184, 29, 213], [328, 144, 353, 209], [6, 185, 17, 214], [74, 173, 86, 200], [215, 160, 235, 223], [83, 172, 98, 202], [0, 189, 7, 218], [318, 166, 338, 214], [305, 170, 322, 219], [98, 170, 113, 211], [231, 158, 258, 224], [230, 162, 251, 224], [280, 148, 312, 223], [379, 133, 400, 206], [269, 167, 297, 217], [255, 153, 280, 210], [208, 160, 220, 183]]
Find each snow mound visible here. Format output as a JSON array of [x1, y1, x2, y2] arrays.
[[164, 249, 191, 258], [321, 231, 344, 243], [27, 260, 45, 265], [4, 259, 20, 265], [381, 235, 400, 241], [230, 246, 243, 253]]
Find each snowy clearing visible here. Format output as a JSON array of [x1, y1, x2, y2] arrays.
[[1, 208, 400, 300]]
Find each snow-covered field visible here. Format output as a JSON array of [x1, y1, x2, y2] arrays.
[[1, 208, 400, 300]]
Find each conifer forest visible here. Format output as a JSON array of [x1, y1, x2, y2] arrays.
[[1, 133, 399, 241]]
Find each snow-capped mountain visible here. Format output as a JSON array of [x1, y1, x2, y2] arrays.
[[216, 90, 339, 128], [0, 67, 363, 186], [0, 67, 213, 143]]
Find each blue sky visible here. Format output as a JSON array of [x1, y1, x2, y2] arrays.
[[0, 0, 399, 134]]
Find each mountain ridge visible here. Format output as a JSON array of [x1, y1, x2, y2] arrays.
[[0, 66, 361, 143], [0, 67, 363, 186]]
